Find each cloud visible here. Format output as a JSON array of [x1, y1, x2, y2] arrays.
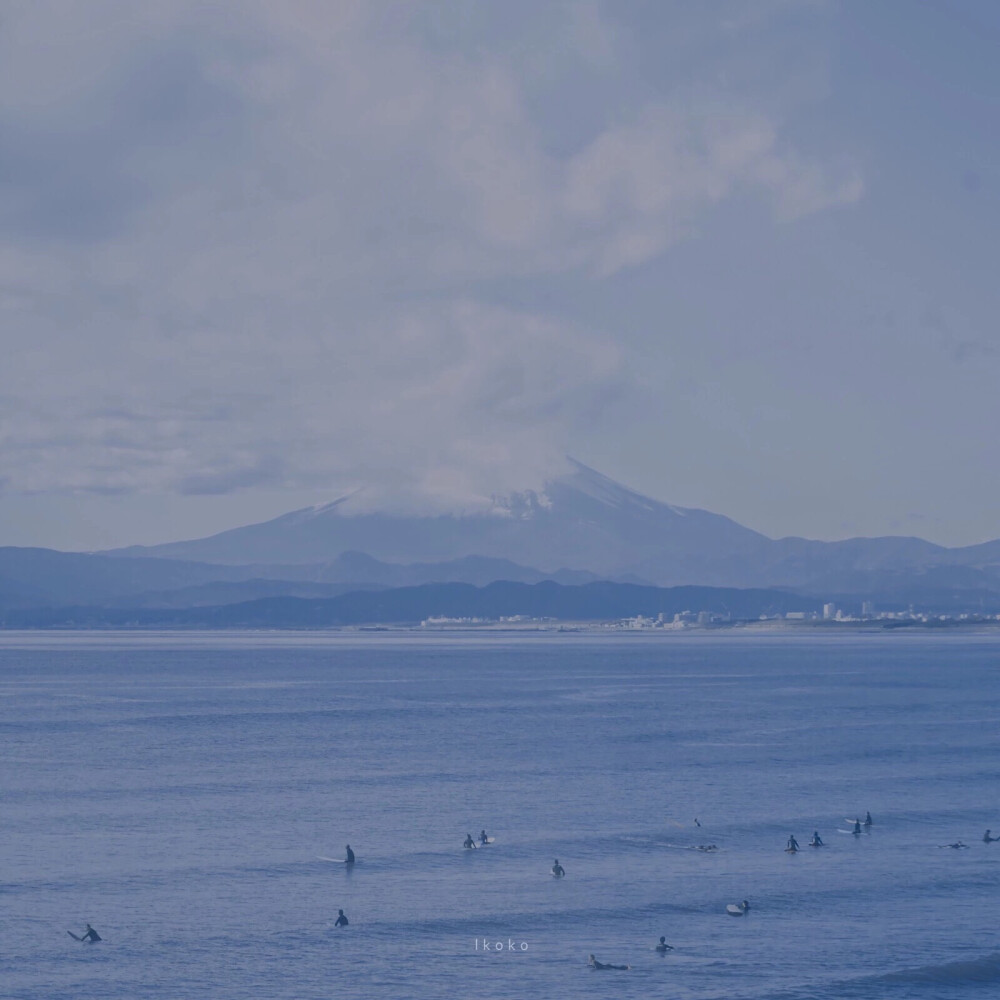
[[0, 1, 861, 507]]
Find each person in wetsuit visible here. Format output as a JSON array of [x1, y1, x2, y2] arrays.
[[810, 831, 824, 846], [551, 859, 565, 877], [853, 819, 862, 836], [335, 909, 349, 927], [464, 834, 477, 849], [864, 811, 873, 827], [787, 834, 800, 851], [983, 829, 998, 843], [68, 924, 101, 943], [345, 845, 355, 864], [654, 936, 673, 952], [479, 829, 489, 845], [589, 954, 628, 970]]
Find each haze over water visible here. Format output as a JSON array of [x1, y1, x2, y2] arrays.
[[4, 632, 999, 999]]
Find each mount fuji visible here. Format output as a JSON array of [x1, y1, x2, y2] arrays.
[[105, 460, 1000, 596]]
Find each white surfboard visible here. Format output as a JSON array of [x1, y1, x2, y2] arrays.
[[726, 904, 745, 916], [317, 856, 355, 863]]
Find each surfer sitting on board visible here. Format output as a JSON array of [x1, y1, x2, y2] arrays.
[[810, 831, 824, 846], [479, 829, 489, 845], [984, 830, 999, 844], [68, 924, 101, 943], [853, 819, 862, 836], [345, 845, 355, 864], [551, 859, 565, 877], [864, 811, 873, 827], [335, 909, 349, 927], [589, 954, 629, 970], [464, 834, 477, 849], [786, 835, 800, 852], [654, 936, 673, 952]]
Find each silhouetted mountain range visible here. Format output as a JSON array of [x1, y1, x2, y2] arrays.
[[2, 461, 999, 621]]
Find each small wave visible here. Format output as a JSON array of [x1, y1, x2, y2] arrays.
[[876, 952, 1000, 986]]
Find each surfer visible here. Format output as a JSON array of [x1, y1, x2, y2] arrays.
[[464, 834, 477, 849], [864, 811, 873, 827], [654, 936, 673, 952], [742, 899, 750, 913], [551, 859, 565, 877], [695, 818, 701, 827], [589, 954, 629, 970], [335, 909, 349, 927], [345, 845, 355, 864], [853, 819, 862, 836], [809, 831, 824, 846], [942, 841, 968, 849], [984, 830, 999, 844], [479, 829, 489, 845], [786, 834, 800, 852], [68, 924, 101, 943]]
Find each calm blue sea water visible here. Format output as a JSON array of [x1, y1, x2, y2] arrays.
[[3, 631, 999, 999]]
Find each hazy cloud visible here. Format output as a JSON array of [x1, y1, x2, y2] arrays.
[[0, 1, 861, 508]]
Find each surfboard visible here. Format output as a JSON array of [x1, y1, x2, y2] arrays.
[[726, 904, 745, 916], [837, 829, 860, 835], [317, 856, 355, 863], [67, 931, 83, 941], [478, 838, 495, 845], [808, 842, 826, 847]]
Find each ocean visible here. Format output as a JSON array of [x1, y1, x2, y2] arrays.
[[3, 631, 999, 999]]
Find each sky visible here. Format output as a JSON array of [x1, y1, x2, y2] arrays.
[[1, 0, 998, 551]]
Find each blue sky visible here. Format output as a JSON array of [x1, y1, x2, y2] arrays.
[[0, 1, 997, 549]]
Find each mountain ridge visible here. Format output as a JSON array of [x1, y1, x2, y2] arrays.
[[101, 461, 1000, 592]]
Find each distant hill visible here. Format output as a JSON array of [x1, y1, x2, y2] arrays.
[[103, 460, 1000, 594], [0, 546, 609, 610], [1, 580, 821, 628]]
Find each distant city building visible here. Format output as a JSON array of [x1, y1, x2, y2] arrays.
[[861, 601, 875, 618], [823, 602, 837, 620]]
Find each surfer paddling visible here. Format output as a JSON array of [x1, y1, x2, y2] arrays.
[[589, 954, 629, 970], [68, 924, 101, 943]]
